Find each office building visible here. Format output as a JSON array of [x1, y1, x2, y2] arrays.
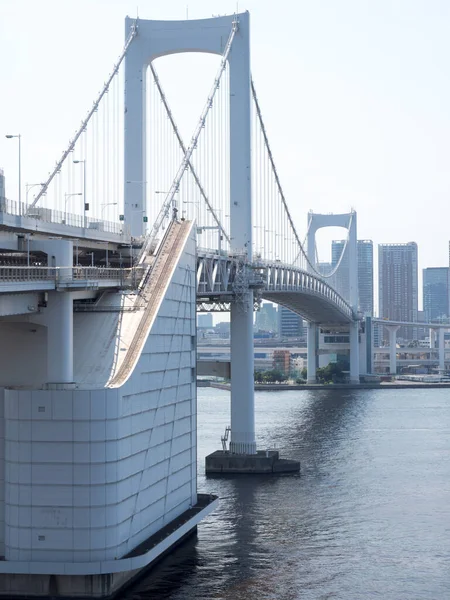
[[423, 267, 449, 322], [197, 313, 213, 328], [255, 302, 278, 332], [331, 239, 374, 315], [378, 242, 418, 340], [279, 305, 303, 338]]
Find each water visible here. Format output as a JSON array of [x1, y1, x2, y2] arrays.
[[124, 388, 450, 599]]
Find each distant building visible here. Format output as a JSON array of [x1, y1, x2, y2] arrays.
[[318, 261, 333, 275], [215, 321, 230, 336], [0, 168, 5, 204], [197, 313, 213, 328], [272, 349, 292, 376], [331, 239, 374, 315], [279, 305, 303, 338], [378, 242, 418, 340], [423, 267, 449, 322], [255, 302, 278, 333]]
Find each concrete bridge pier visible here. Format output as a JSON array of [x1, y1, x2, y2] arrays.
[[45, 292, 74, 384], [229, 296, 256, 454], [439, 328, 446, 371], [386, 325, 400, 375], [349, 321, 360, 383], [307, 322, 317, 383], [205, 293, 300, 474], [32, 239, 75, 385], [429, 328, 436, 349]]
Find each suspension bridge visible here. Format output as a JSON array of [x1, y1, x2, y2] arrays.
[[0, 12, 365, 598]]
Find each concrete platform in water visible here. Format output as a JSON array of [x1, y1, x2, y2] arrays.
[[205, 450, 300, 474]]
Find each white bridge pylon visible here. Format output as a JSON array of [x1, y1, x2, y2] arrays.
[[124, 13, 255, 454], [306, 210, 360, 384], [306, 210, 358, 311]]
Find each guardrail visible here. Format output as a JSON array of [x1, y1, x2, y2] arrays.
[[0, 265, 145, 287], [0, 199, 129, 237]]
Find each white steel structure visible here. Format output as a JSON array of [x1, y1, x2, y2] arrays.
[[123, 13, 255, 454], [305, 211, 360, 383]]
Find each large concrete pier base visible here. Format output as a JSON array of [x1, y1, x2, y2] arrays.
[[0, 495, 218, 599], [205, 450, 300, 475]]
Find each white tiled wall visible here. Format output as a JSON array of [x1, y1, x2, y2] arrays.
[[3, 227, 197, 563]]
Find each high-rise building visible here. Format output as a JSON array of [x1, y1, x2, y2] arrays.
[[0, 168, 5, 204], [331, 239, 374, 315], [279, 305, 303, 338], [423, 267, 449, 322], [378, 242, 418, 340], [255, 302, 278, 332], [197, 313, 213, 328]]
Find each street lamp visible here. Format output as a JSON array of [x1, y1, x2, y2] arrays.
[[26, 182, 45, 204], [101, 202, 118, 218], [73, 160, 87, 227], [64, 192, 82, 223], [5, 134, 21, 213]]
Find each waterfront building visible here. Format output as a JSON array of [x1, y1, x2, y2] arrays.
[[423, 267, 449, 322], [378, 242, 418, 340], [279, 305, 303, 338], [272, 349, 292, 375], [198, 313, 213, 328]]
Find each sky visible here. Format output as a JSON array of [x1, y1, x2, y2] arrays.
[[1, 0, 450, 313]]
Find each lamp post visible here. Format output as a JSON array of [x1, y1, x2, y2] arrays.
[[5, 134, 21, 213], [64, 192, 82, 223], [101, 202, 118, 218], [26, 182, 45, 204], [73, 160, 87, 228]]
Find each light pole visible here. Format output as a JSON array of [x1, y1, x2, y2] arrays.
[[101, 202, 118, 218], [64, 192, 82, 223], [26, 182, 45, 204], [5, 134, 21, 213], [73, 160, 87, 228]]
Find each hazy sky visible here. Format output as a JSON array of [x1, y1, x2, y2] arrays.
[[1, 0, 450, 311]]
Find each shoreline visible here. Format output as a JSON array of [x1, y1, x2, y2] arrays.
[[199, 381, 450, 391]]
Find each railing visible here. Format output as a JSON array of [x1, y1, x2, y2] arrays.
[[0, 199, 129, 237], [0, 265, 145, 287], [196, 249, 354, 320]]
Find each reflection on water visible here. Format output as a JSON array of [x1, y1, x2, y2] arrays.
[[123, 388, 450, 599]]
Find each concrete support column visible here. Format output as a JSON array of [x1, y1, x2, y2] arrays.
[[439, 328, 445, 371], [386, 325, 400, 376], [365, 316, 373, 374], [349, 321, 360, 383], [230, 295, 256, 454], [429, 328, 436, 349], [307, 322, 317, 383], [47, 292, 73, 384]]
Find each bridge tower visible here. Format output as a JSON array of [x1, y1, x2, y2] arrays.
[[306, 211, 360, 383], [124, 14, 297, 472]]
